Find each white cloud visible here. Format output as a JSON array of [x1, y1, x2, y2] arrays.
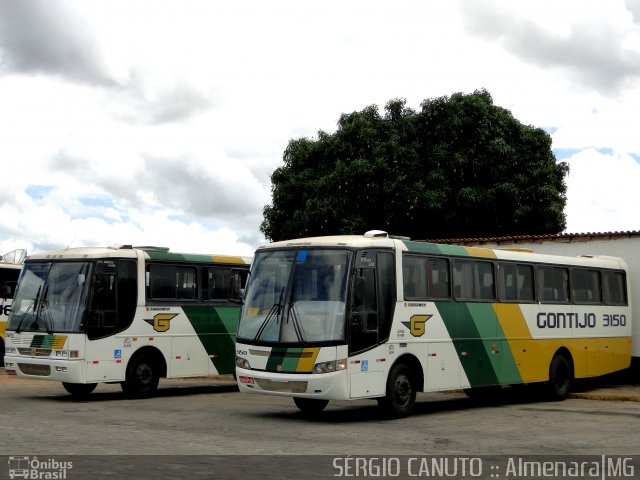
[[564, 149, 640, 233]]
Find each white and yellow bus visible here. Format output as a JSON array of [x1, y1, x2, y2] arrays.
[[4, 245, 250, 397], [235, 231, 631, 417], [1, 249, 26, 366]]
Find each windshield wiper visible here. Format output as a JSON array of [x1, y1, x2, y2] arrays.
[[286, 290, 304, 343], [15, 286, 41, 333], [39, 293, 54, 335], [254, 287, 284, 341]]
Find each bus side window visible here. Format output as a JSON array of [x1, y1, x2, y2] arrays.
[[0, 283, 11, 299], [429, 257, 450, 299], [453, 259, 494, 301], [571, 269, 601, 304], [148, 264, 196, 300], [603, 270, 627, 305], [499, 263, 533, 302], [402, 255, 426, 299], [149, 265, 175, 299], [0, 267, 20, 299], [202, 267, 238, 301], [537, 266, 569, 303]]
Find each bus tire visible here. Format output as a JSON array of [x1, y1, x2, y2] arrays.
[[121, 354, 160, 398], [546, 353, 572, 401], [378, 363, 416, 418], [63, 382, 97, 398], [293, 397, 329, 414]]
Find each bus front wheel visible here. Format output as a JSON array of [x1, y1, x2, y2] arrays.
[[378, 363, 416, 418], [546, 354, 572, 401], [121, 354, 160, 398], [63, 382, 97, 398], [293, 397, 329, 414]]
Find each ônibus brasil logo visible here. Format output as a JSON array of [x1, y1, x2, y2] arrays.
[[7, 456, 72, 479]]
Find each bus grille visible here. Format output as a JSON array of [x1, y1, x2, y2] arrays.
[[17, 364, 51, 376], [255, 379, 308, 394], [10, 334, 36, 347], [18, 348, 52, 357]]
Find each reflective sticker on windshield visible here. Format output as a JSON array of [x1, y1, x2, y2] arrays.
[[296, 250, 308, 263]]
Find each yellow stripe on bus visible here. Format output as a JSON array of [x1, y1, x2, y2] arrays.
[[51, 336, 68, 349], [296, 348, 320, 372], [464, 247, 497, 258], [211, 256, 248, 264], [492, 304, 631, 382]]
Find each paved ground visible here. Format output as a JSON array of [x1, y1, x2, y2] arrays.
[[1, 367, 638, 399], [2, 368, 639, 479]]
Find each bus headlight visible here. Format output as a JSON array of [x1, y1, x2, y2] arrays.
[[5, 347, 16, 355], [313, 359, 347, 374], [236, 356, 251, 370], [54, 350, 79, 358]]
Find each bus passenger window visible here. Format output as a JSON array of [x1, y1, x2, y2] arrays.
[[537, 266, 569, 303], [571, 269, 601, 304], [603, 271, 627, 305], [498, 263, 533, 302], [402, 255, 427, 299], [453, 260, 494, 301], [429, 257, 450, 299]]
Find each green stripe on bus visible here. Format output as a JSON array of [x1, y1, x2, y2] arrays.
[[435, 302, 499, 387], [31, 335, 54, 348], [144, 250, 218, 263], [436, 302, 523, 386], [182, 306, 238, 374], [466, 303, 522, 385], [402, 241, 469, 257], [266, 348, 305, 372]]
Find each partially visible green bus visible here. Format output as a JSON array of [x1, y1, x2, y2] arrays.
[[4, 245, 250, 397]]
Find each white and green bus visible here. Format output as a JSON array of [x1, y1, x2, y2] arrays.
[[235, 231, 631, 417], [4, 245, 250, 397], [1, 249, 26, 366]]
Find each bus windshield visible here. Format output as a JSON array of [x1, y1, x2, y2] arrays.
[[9, 262, 93, 333], [237, 248, 352, 344]]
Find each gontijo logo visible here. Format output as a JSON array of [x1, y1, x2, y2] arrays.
[[144, 313, 178, 332], [402, 314, 432, 337]]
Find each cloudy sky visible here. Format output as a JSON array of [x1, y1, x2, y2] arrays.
[[1, 0, 639, 258]]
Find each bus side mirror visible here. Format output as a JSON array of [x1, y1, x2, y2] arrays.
[[0, 283, 11, 300]]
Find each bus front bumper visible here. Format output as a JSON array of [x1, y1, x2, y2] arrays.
[[236, 367, 349, 400], [3, 355, 86, 383]]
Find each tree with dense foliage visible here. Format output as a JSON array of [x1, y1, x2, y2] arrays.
[[261, 89, 568, 241]]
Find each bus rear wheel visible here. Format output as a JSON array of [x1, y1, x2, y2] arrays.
[[293, 397, 329, 414], [121, 354, 160, 398], [378, 363, 416, 418], [546, 354, 572, 401], [63, 382, 97, 398]]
